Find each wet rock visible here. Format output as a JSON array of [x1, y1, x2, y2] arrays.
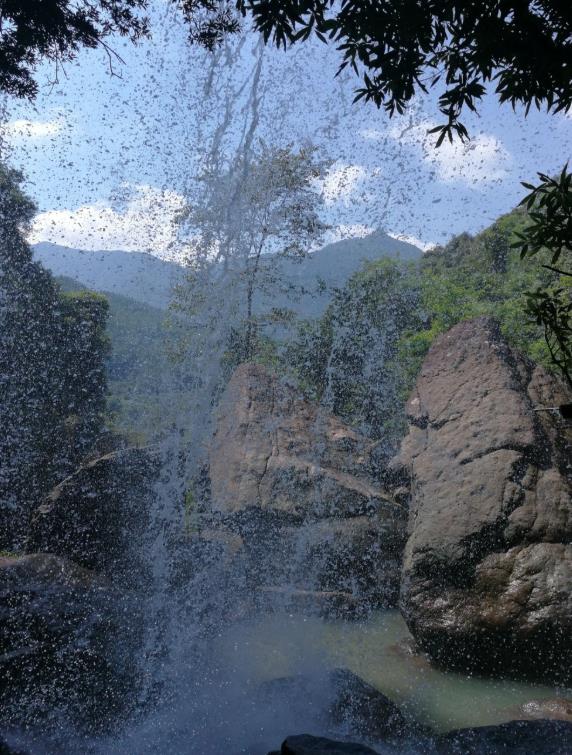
[[256, 587, 363, 619], [438, 719, 572, 754], [387, 639, 433, 672], [286, 517, 403, 608], [27, 446, 158, 575], [259, 669, 428, 751], [395, 317, 572, 681], [511, 698, 572, 723], [0, 553, 130, 731], [269, 734, 380, 754], [209, 364, 402, 522], [328, 668, 418, 743], [208, 364, 406, 609], [0, 737, 28, 755]]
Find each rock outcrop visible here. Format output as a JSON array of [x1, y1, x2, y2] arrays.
[[210, 364, 394, 518], [438, 719, 572, 754], [269, 735, 381, 754], [395, 317, 572, 681], [0, 554, 129, 730], [207, 364, 406, 611], [27, 447, 157, 576]]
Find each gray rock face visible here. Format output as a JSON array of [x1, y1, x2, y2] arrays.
[[210, 364, 395, 518], [27, 447, 157, 576], [208, 364, 406, 611], [395, 317, 572, 680], [0, 554, 126, 730], [270, 734, 380, 754]]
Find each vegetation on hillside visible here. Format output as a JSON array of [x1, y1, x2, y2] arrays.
[[285, 258, 421, 457], [281, 203, 566, 457], [57, 275, 188, 441], [515, 166, 572, 388], [0, 165, 110, 547]]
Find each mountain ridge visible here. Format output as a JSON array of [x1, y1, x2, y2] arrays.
[[34, 230, 422, 315]]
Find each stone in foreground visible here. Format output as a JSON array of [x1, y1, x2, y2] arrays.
[[394, 317, 572, 681], [269, 734, 380, 754], [438, 719, 572, 754]]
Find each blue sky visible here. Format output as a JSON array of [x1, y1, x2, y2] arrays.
[[1, 2, 570, 258]]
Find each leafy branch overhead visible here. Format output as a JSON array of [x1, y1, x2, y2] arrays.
[[195, 0, 572, 143], [514, 165, 572, 388], [3, 2, 571, 143], [0, 0, 150, 98]]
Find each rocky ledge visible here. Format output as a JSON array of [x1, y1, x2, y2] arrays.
[[0, 553, 127, 731]]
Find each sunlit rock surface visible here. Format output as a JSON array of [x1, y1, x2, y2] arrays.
[[210, 363, 390, 517], [207, 363, 406, 610], [395, 316, 572, 681]]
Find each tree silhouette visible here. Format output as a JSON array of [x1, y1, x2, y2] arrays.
[[3, 2, 571, 144], [189, 0, 572, 143]]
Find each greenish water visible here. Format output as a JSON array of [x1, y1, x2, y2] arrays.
[[213, 610, 571, 733]]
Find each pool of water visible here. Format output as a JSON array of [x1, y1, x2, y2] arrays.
[[212, 609, 572, 733]]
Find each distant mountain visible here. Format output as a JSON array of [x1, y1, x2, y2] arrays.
[[35, 243, 183, 309], [34, 231, 421, 316], [263, 229, 422, 318]]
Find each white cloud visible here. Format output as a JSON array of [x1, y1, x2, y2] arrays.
[[321, 162, 370, 204], [387, 232, 435, 252], [374, 120, 511, 186], [29, 184, 186, 258], [323, 223, 375, 244], [360, 127, 386, 141], [2, 118, 63, 140]]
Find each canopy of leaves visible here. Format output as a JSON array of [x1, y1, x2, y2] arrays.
[[189, 0, 572, 142], [283, 207, 566, 457], [0, 164, 109, 547], [286, 258, 422, 458], [396, 208, 566, 388], [5, 1, 571, 142], [172, 143, 328, 377], [0, 0, 149, 98]]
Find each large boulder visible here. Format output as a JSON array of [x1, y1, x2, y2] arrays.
[[0, 554, 130, 731], [395, 317, 572, 681], [327, 668, 423, 744], [269, 735, 380, 754], [208, 364, 406, 610], [26, 447, 157, 576], [209, 364, 397, 519]]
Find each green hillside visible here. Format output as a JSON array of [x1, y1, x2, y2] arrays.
[[397, 206, 559, 387], [284, 205, 567, 456], [56, 276, 187, 440]]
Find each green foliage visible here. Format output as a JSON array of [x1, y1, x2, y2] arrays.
[[191, 1, 572, 142], [286, 258, 422, 456], [0, 0, 149, 99], [6, 0, 571, 149], [172, 143, 328, 414], [57, 274, 191, 441], [514, 165, 572, 387], [0, 165, 110, 547], [525, 285, 572, 387], [515, 165, 572, 265], [284, 207, 567, 458], [398, 210, 557, 386]]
